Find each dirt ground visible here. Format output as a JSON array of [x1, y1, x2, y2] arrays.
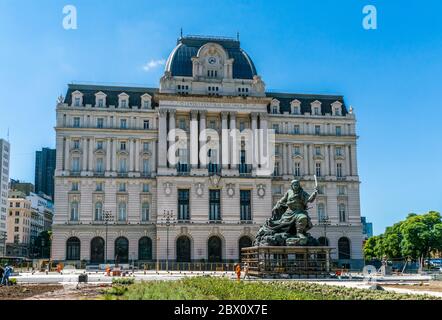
[[382, 281, 442, 293], [0, 284, 63, 300], [0, 284, 111, 300]]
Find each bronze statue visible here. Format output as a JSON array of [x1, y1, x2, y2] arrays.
[[254, 179, 319, 246]]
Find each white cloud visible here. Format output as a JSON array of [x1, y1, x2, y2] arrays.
[[142, 59, 166, 71]]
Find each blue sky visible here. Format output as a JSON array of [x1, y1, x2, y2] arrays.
[[0, 0, 441, 235]]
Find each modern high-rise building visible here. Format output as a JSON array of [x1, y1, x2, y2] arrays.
[[35, 147, 56, 200], [0, 138, 10, 255], [52, 35, 364, 268], [361, 216, 373, 239]]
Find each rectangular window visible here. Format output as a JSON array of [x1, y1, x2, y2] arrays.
[[335, 147, 342, 157], [71, 182, 79, 191], [143, 142, 150, 151], [97, 118, 104, 128], [74, 97, 81, 107], [315, 125, 321, 135], [143, 159, 150, 174], [272, 123, 280, 133], [143, 120, 150, 130], [118, 183, 126, 192], [240, 190, 251, 221], [143, 101, 149, 109], [315, 147, 321, 156], [178, 189, 190, 220], [96, 182, 103, 192], [73, 117, 80, 128], [179, 119, 186, 130], [273, 162, 280, 176], [239, 122, 245, 132], [98, 99, 104, 107], [119, 158, 127, 173], [293, 125, 300, 134], [96, 141, 103, 150], [72, 157, 80, 172], [96, 158, 104, 173], [293, 146, 300, 155], [338, 186, 346, 195], [315, 163, 321, 177], [120, 142, 126, 151], [121, 100, 127, 108], [314, 107, 320, 115], [209, 120, 216, 130], [142, 183, 149, 193], [294, 162, 301, 177], [209, 190, 221, 221], [73, 140, 80, 149], [120, 119, 127, 129], [336, 126, 342, 136], [337, 163, 343, 177]]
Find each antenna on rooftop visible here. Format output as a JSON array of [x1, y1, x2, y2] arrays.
[[180, 27, 183, 38], [237, 32, 240, 41]]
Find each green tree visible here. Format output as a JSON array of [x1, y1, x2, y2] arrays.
[[363, 236, 378, 260], [382, 221, 403, 259], [400, 211, 442, 270]]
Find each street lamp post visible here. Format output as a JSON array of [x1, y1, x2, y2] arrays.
[[319, 216, 331, 245], [103, 210, 114, 265], [163, 209, 173, 272]]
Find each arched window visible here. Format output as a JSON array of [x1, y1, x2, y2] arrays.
[[94, 202, 103, 221], [70, 201, 79, 221], [339, 204, 346, 222], [138, 237, 152, 261], [141, 202, 149, 221], [317, 203, 325, 222], [208, 236, 222, 262], [90, 237, 105, 263], [238, 236, 253, 261], [176, 236, 191, 262], [66, 237, 80, 260], [118, 202, 127, 221], [338, 237, 351, 260], [115, 237, 129, 263]]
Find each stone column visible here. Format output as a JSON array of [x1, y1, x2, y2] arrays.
[[88, 138, 94, 172], [106, 139, 111, 171], [151, 140, 157, 174], [259, 113, 268, 169], [190, 110, 199, 169], [351, 143, 358, 176], [158, 109, 168, 169], [135, 139, 140, 172], [229, 112, 237, 169], [309, 144, 314, 175], [330, 145, 335, 176], [64, 137, 70, 171], [168, 109, 176, 167], [282, 144, 287, 175], [112, 139, 117, 172], [129, 139, 134, 172], [324, 144, 330, 176], [221, 112, 229, 169], [82, 138, 88, 171], [199, 110, 207, 169], [251, 113, 258, 170], [345, 145, 351, 176], [303, 144, 308, 177], [288, 144, 293, 175]]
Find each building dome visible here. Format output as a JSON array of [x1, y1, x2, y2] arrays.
[[165, 36, 258, 80]]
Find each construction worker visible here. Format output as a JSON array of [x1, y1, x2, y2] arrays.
[[243, 262, 250, 280], [105, 265, 111, 276], [235, 263, 241, 281], [1, 265, 13, 286]]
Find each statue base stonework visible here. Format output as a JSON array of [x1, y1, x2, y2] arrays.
[[241, 246, 333, 278]]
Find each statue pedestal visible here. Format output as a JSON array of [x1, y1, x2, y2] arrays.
[[241, 246, 333, 278]]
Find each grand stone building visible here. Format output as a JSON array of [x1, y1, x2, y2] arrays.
[[51, 35, 363, 268]]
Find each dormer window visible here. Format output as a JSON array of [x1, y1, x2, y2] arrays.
[[118, 93, 129, 108], [141, 93, 152, 109], [270, 99, 280, 114], [71, 90, 83, 107], [310, 100, 322, 116], [98, 99, 104, 107], [290, 99, 301, 115], [331, 101, 343, 116]]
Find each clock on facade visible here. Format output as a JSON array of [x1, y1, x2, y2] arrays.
[[208, 57, 216, 64]]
